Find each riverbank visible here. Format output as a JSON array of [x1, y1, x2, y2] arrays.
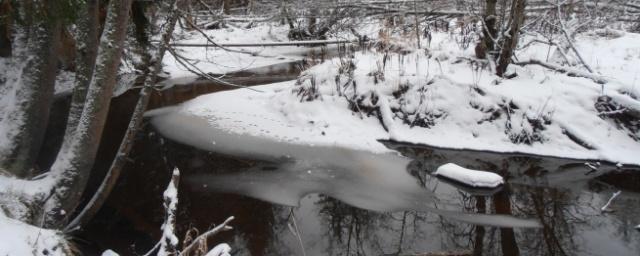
[[150, 29, 640, 166]]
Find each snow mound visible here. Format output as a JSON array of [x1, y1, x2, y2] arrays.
[[434, 163, 504, 188]]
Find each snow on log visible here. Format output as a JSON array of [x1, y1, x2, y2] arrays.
[[434, 163, 504, 188]]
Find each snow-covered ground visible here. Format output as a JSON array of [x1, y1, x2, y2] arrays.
[[162, 22, 359, 77], [150, 29, 640, 166], [0, 211, 70, 256]]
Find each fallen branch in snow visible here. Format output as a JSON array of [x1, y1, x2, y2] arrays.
[[600, 190, 622, 212], [513, 59, 608, 84], [166, 46, 264, 92], [169, 39, 360, 48], [555, 2, 594, 73]]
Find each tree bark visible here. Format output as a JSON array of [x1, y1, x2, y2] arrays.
[[43, 0, 133, 228], [496, 0, 526, 77], [0, 0, 60, 177], [63, 0, 99, 142], [65, 0, 183, 232], [483, 0, 498, 54]]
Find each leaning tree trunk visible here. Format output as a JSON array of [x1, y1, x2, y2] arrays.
[[496, 0, 526, 77], [63, 0, 100, 142], [64, 0, 184, 232], [0, 1, 60, 178], [42, 0, 133, 228]]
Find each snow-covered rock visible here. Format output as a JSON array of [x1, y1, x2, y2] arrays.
[[434, 163, 504, 188]]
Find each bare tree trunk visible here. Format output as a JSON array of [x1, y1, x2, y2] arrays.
[[43, 0, 133, 228], [0, 1, 60, 177], [496, 0, 526, 77], [65, 0, 184, 232], [483, 0, 498, 54], [63, 0, 99, 141]]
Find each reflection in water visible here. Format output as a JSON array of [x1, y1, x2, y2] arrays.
[[80, 129, 640, 256]]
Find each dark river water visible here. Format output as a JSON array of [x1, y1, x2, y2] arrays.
[[50, 48, 640, 255], [75, 123, 640, 256]]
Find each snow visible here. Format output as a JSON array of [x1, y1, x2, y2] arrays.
[[162, 22, 348, 77], [150, 30, 640, 166], [158, 168, 180, 256], [205, 243, 232, 256], [101, 249, 120, 256], [0, 212, 70, 256], [434, 163, 504, 188]]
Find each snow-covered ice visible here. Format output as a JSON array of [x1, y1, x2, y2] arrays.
[[434, 163, 504, 188]]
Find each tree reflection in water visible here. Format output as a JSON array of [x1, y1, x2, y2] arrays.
[[80, 133, 640, 256]]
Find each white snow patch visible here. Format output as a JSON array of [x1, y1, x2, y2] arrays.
[[101, 249, 120, 256], [434, 163, 504, 188], [0, 212, 69, 256], [205, 243, 232, 256]]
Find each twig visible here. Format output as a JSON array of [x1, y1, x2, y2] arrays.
[[600, 190, 622, 212], [556, 0, 594, 73], [179, 216, 235, 256], [166, 46, 264, 92], [288, 208, 306, 256]]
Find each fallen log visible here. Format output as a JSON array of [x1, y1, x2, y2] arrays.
[[169, 39, 361, 48], [513, 58, 608, 84]]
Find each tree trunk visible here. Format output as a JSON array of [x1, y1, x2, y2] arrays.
[[63, 0, 99, 142], [483, 0, 498, 54], [64, 0, 184, 232], [0, 1, 60, 177], [43, 0, 133, 228], [496, 0, 526, 77]]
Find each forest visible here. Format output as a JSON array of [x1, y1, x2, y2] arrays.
[[1, 0, 640, 255]]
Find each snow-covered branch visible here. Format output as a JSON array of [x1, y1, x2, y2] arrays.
[[159, 168, 180, 256], [513, 58, 608, 84]]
